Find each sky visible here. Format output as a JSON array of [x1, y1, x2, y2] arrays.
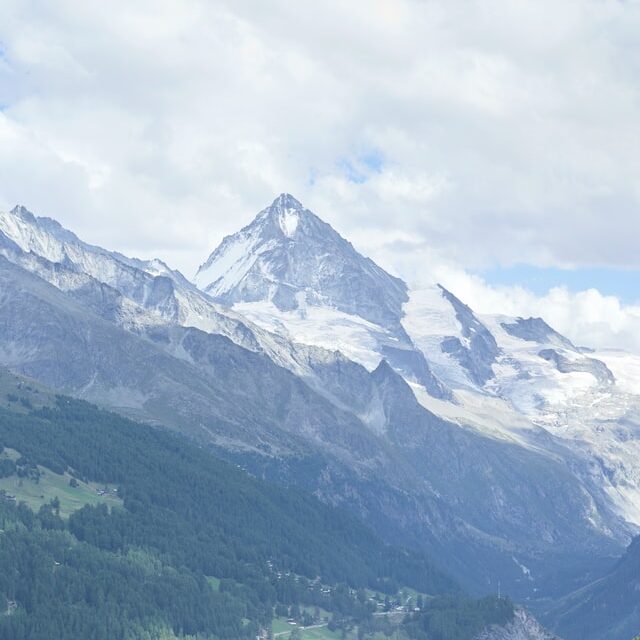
[[0, 0, 639, 350]]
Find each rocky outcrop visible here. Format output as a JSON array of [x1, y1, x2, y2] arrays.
[[476, 608, 560, 640]]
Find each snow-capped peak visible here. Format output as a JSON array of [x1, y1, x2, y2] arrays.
[[258, 193, 302, 237], [10, 204, 35, 221], [192, 194, 450, 397], [1, 205, 84, 264], [261, 192, 303, 212], [0, 204, 190, 320], [194, 193, 409, 332]]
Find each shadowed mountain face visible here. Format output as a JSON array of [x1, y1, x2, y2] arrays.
[[0, 198, 635, 623], [501, 317, 577, 350], [0, 253, 385, 462], [438, 285, 500, 386], [544, 535, 640, 640]]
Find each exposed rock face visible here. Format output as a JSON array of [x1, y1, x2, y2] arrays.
[[538, 348, 615, 385], [0, 205, 184, 321], [500, 317, 576, 350], [476, 608, 560, 640], [195, 194, 409, 333], [438, 284, 500, 386]]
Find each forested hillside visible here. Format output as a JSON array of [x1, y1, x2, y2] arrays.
[[0, 381, 513, 639]]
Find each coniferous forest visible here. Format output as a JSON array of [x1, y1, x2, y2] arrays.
[[0, 394, 512, 639]]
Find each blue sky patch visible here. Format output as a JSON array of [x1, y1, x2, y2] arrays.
[[338, 148, 385, 183], [359, 149, 384, 173], [339, 159, 368, 183], [481, 264, 640, 304]]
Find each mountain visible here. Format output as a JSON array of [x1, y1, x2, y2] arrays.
[[195, 194, 448, 398], [195, 193, 408, 333], [193, 195, 640, 551], [191, 196, 640, 621], [0, 196, 638, 638], [0, 240, 613, 601], [402, 284, 640, 532], [544, 535, 640, 640]]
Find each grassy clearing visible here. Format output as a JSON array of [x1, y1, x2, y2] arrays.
[[272, 618, 293, 635], [0, 369, 54, 413], [298, 625, 342, 640], [0, 449, 121, 518], [206, 576, 221, 591], [272, 618, 344, 640], [0, 372, 121, 519]]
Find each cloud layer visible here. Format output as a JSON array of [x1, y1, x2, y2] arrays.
[[0, 0, 639, 349]]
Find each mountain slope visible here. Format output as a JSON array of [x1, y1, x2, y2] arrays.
[[195, 194, 408, 333], [0, 199, 632, 607], [2, 247, 617, 599], [544, 535, 640, 640], [195, 193, 448, 397], [0, 374, 464, 640], [0, 253, 395, 466], [0, 370, 563, 640]]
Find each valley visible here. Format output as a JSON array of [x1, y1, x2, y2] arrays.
[[0, 196, 636, 639]]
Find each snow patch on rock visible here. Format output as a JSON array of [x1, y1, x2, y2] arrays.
[[278, 208, 299, 237]]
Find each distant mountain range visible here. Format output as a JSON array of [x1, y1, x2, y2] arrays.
[[0, 194, 638, 640]]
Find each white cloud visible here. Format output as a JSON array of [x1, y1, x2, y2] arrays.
[[361, 242, 640, 352], [0, 0, 639, 349], [442, 271, 640, 353]]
